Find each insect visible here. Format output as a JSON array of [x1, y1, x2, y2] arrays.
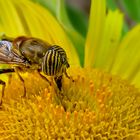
[[0, 40, 28, 104], [0, 35, 70, 104]]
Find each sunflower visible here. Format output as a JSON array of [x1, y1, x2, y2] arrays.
[[0, 0, 140, 139]]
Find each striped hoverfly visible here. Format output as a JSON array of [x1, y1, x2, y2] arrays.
[[0, 35, 70, 105]]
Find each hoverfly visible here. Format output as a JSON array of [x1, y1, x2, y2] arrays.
[[0, 35, 70, 104]]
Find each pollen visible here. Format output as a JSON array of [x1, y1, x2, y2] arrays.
[[0, 68, 140, 139]]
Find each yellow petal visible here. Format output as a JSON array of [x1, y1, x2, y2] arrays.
[[0, 0, 80, 66], [0, 0, 25, 35], [110, 24, 140, 88], [94, 10, 123, 71], [84, 0, 106, 67], [132, 71, 140, 88]]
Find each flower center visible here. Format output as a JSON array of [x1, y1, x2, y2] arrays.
[[1, 68, 140, 139]]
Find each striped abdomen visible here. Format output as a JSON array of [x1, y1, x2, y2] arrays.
[[42, 45, 69, 76]]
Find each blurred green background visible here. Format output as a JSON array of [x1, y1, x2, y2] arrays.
[[66, 0, 140, 35], [32, 0, 140, 36]]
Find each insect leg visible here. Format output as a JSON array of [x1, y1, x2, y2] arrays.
[[8, 74, 12, 85], [54, 75, 63, 91], [64, 69, 74, 82], [0, 68, 15, 105], [14, 68, 26, 97], [37, 70, 51, 86], [0, 68, 15, 74], [64, 71, 70, 79], [0, 79, 5, 105]]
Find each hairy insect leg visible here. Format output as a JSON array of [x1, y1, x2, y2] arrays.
[[0, 70, 13, 85], [8, 74, 12, 85], [0, 68, 15, 105], [55, 71, 74, 91], [0, 68, 15, 74], [65, 71, 70, 79], [14, 68, 26, 97], [54, 75, 71, 111], [54, 75, 63, 91], [0, 79, 5, 105], [37, 70, 51, 86], [64, 70, 74, 82]]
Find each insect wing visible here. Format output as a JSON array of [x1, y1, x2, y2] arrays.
[[0, 41, 26, 64]]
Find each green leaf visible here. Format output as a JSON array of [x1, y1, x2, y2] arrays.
[[107, 0, 117, 10], [121, 0, 140, 22], [66, 4, 88, 37]]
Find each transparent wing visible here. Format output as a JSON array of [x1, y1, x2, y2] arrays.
[[0, 41, 26, 65]]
